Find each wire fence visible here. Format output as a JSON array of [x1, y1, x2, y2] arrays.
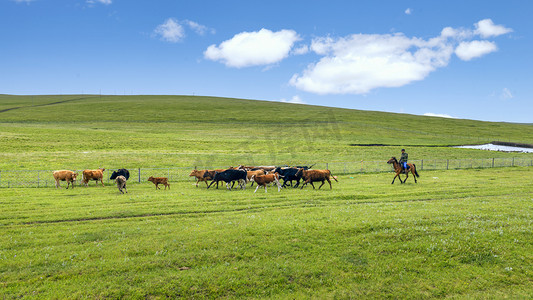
[[1, 157, 532, 188]]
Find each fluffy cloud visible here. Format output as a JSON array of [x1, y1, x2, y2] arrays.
[[290, 19, 511, 95], [455, 40, 498, 61], [405, 8, 412, 15], [154, 18, 185, 43], [154, 19, 213, 43], [204, 29, 300, 68], [475, 19, 512, 38], [290, 33, 454, 94]]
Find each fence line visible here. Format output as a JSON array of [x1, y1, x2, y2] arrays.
[[1, 157, 532, 188]]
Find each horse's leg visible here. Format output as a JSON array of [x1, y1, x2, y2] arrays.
[[402, 172, 408, 184], [392, 172, 398, 184], [412, 168, 417, 183]]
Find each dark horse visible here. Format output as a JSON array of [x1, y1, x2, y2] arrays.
[[387, 157, 419, 184]]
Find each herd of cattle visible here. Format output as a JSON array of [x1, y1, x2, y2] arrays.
[[52, 165, 338, 193]]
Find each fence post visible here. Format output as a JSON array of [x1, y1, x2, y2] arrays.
[[446, 160, 449, 170], [326, 163, 329, 170], [492, 158, 495, 168], [512, 157, 515, 167], [421, 160, 423, 170], [37, 171, 40, 188], [138, 168, 141, 183]]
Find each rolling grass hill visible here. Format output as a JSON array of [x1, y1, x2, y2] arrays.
[[1, 94, 532, 298], [1, 94, 532, 170]]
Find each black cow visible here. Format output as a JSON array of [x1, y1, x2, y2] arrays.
[[207, 169, 247, 190], [274, 167, 303, 188], [110, 168, 130, 181]]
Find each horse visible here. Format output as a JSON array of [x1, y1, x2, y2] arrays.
[[387, 157, 419, 184]]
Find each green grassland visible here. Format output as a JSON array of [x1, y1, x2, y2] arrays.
[[1, 169, 532, 298], [1, 94, 532, 170], [1, 95, 532, 298]]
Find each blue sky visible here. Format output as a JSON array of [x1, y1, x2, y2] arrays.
[[1, 0, 531, 123]]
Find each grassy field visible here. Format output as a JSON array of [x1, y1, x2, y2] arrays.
[[1, 169, 532, 298], [1, 95, 532, 298], [1, 94, 532, 170]]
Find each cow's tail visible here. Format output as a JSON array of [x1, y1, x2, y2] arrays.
[[329, 171, 339, 182]]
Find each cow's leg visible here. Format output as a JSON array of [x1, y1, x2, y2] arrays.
[[101, 178, 105, 187], [310, 182, 316, 189], [124, 183, 128, 193], [207, 180, 216, 189], [318, 180, 325, 189], [254, 184, 260, 193], [294, 179, 300, 188], [300, 180, 308, 189]]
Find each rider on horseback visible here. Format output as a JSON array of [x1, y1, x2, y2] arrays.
[[399, 149, 409, 172]]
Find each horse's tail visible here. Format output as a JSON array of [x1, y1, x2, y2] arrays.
[[413, 164, 420, 177]]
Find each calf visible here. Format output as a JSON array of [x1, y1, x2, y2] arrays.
[[202, 169, 229, 189], [251, 173, 282, 193], [52, 170, 78, 189], [207, 169, 247, 190], [189, 169, 211, 187], [147, 176, 170, 190], [82, 168, 105, 187], [246, 169, 265, 186], [296, 169, 338, 190], [115, 175, 127, 194], [273, 167, 303, 188], [110, 168, 130, 181]]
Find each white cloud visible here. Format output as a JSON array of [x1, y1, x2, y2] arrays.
[[405, 8, 412, 15], [87, 0, 112, 5], [184, 20, 214, 35], [280, 95, 305, 104], [12, 0, 34, 3], [292, 44, 309, 55], [424, 113, 457, 119], [290, 19, 512, 95], [154, 18, 185, 43], [204, 29, 301, 68], [455, 40, 497, 61], [500, 88, 513, 100], [475, 19, 512, 38], [290, 33, 454, 94]]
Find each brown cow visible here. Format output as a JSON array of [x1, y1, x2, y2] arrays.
[[148, 176, 170, 190], [296, 169, 338, 190], [82, 168, 105, 187], [53, 170, 78, 189], [189, 169, 211, 187], [251, 173, 282, 193], [246, 169, 265, 186], [115, 175, 127, 194]]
